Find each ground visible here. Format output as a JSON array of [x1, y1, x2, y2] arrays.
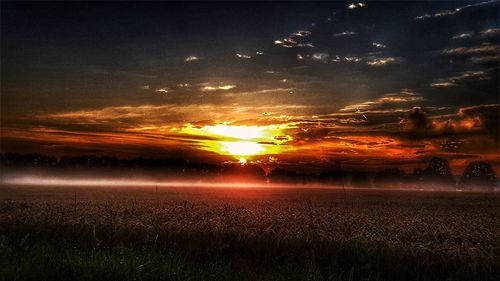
[[0, 185, 499, 281]]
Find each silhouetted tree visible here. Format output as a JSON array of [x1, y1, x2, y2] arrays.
[[319, 170, 348, 186], [350, 172, 371, 188], [422, 157, 455, 188], [408, 168, 424, 187], [374, 168, 406, 188], [268, 168, 298, 184], [459, 161, 497, 191]]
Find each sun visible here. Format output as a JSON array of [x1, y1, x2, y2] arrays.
[[220, 141, 265, 156], [180, 124, 293, 158]]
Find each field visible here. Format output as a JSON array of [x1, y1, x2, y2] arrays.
[[0, 185, 499, 281]]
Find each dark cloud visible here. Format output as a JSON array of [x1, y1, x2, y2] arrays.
[[404, 107, 433, 136], [458, 104, 500, 135]]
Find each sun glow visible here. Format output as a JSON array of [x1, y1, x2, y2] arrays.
[[239, 157, 247, 165], [180, 124, 293, 158], [221, 141, 265, 156]]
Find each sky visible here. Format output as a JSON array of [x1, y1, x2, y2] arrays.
[[1, 1, 499, 174]]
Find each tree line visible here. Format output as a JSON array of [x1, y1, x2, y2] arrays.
[[0, 153, 497, 191]]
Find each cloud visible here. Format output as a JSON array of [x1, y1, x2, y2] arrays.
[[200, 84, 237, 91], [429, 82, 456, 88], [274, 39, 294, 48], [430, 71, 490, 88], [312, 52, 329, 62], [140, 85, 150, 90], [340, 89, 425, 113], [366, 57, 401, 67], [458, 104, 500, 134], [235, 53, 252, 59], [291, 30, 311, 37], [40, 104, 311, 130], [372, 42, 386, 49], [333, 31, 356, 37], [415, 0, 497, 20], [401, 104, 500, 138], [331, 55, 362, 63], [155, 88, 170, 94], [403, 107, 433, 136], [441, 43, 499, 56], [274, 29, 313, 49], [184, 56, 200, 62], [452, 32, 474, 40], [225, 88, 294, 97], [348, 3, 366, 9], [296, 43, 314, 48], [468, 54, 500, 64], [480, 27, 500, 37]]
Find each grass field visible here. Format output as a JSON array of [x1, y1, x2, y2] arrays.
[[0, 185, 498, 281]]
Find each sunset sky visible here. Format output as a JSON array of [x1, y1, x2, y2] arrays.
[[1, 1, 499, 173]]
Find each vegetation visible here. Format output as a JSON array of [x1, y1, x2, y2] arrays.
[[0, 186, 499, 281], [1, 153, 497, 190]]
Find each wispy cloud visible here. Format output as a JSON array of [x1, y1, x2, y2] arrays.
[[296, 43, 314, 48], [333, 31, 356, 37], [340, 89, 425, 113], [184, 56, 200, 62], [331, 55, 362, 63], [366, 57, 401, 67], [155, 88, 170, 94], [480, 27, 500, 37], [200, 84, 237, 92], [224, 88, 294, 97], [372, 42, 386, 49], [274, 29, 313, 49], [235, 53, 252, 59], [430, 71, 490, 88], [291, 30, 311, 37], [312, 52, 329, 62], [441, 43, 499, 56], [468, 54, 500, 64], [415, 0, 497, 20], [348, 3, 366, 10], [178, 83, 190, 88], [452, 32, 474, 40]]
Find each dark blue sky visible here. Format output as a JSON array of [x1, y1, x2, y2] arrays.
[[1, 1, 499, 172]]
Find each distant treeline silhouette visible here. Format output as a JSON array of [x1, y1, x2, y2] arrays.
[[1, 153, 497, 191]]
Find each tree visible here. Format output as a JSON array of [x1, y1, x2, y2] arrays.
[[319, 170, 348, 186], [422, 157, 455, 188], [459, 161, 497, 191], [268, 168, 298, 184], [350, 172, 371, 188], [374, 168, 406, 188]]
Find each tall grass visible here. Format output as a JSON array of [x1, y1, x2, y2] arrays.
[[0, 186, 498, 280]]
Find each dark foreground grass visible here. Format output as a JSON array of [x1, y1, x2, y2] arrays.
[[0, 186, 499, 281]]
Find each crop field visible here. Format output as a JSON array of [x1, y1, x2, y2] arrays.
[[0, 185, 499, 281]]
